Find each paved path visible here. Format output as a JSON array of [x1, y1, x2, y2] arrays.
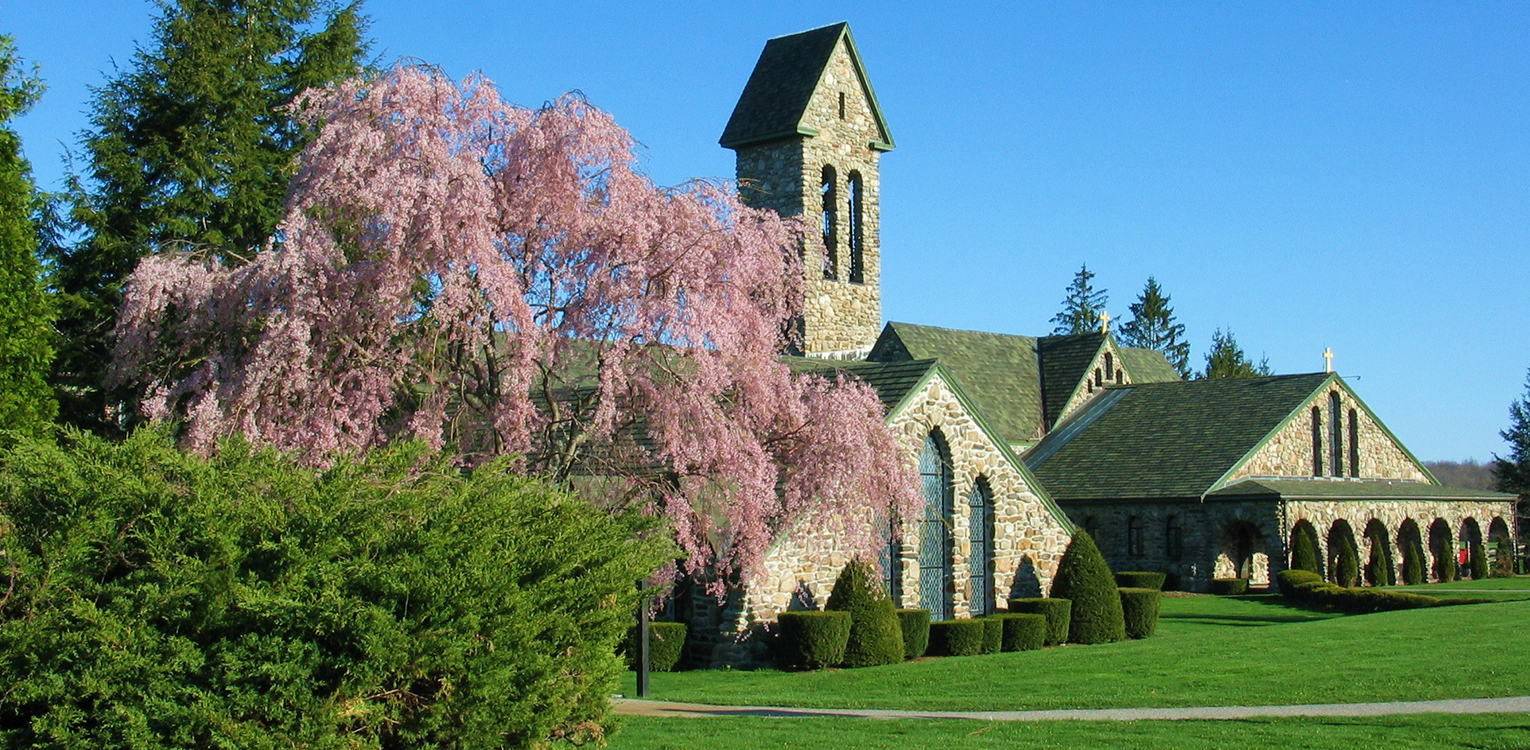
[[613, 696, 1530, 722]]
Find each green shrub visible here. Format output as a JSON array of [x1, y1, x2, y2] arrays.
[[0, 429, 670, 748], [1364, 546, 1388, 587], [1494, 537, 1514, 578], [927, 619, 987, 657], [625, 622, 688, 672], [996, 613, 1046, 652], [896, 609, 931, 660], [1049, 533, 1125, 644], [1334, 534, 1360, 588], [825, 560, 904, 668], [1402, 537, 1425, 585], [1290, 521, 1322, 574], [1277, 568, 1323, 597], [1210, 578, 1248, 595], [1118, 588, 1162, 639], [1439, 546, 1459, 583], [1469, 543, 1488, 581], [980, 616, 1003, 654], [1281, 580, 1476, 614], [1008, 597, 1072, 646], [776, 611, 851, 670], [1114, 571, 1167, 590]]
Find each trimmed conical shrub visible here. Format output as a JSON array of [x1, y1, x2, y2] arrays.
[[1402, 537, 1424, 585], [1049, 532, 1125, 645], [1494, 537, 1514, 578], [825, 559, 905, 668], [1365, 545, 1387, 587], [1290, 522, 1321, 574], [1334, 535, 1360, 588]]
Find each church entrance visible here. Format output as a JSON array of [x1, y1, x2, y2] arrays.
[[1216, 520, 1269, 585]]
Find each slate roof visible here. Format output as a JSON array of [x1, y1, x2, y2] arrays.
[[1037, 333, 1107, 428], [869, 323, 1046, 445], [788, 357, 940, 416], [1025, 373, 1335, 500], [719, 23, 893, 150], [1119, 347, 1182, 384], [1210, 478, 1514, 502]]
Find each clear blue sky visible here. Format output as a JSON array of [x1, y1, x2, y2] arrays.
[[9, 2, 1529, 463]]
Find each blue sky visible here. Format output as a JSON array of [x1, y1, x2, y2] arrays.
[[9, 2, 1529, 463]]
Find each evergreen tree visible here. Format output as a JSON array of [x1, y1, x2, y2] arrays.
[[0, 38, 57, 437], [1048, 531, 1125, 644], [1116, 276, 1190, 378], [1050, 263, 1108, 336], [47, 0, 369, 433], [1199, 328, 1273, 380], [1493, 367, 1530, 524]]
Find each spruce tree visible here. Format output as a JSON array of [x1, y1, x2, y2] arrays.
[[1116, 276, 1191, 378], [0, 38, 57, 437], [1050, 263, 1109, 336], [1493, 367, 1530, 547], [48, 0, 369, 433], [1199, 328, 1273, 380]]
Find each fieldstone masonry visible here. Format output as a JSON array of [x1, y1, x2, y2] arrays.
[[1233, 383, 1429, 482]]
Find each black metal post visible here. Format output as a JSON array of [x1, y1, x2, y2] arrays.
[[636, 579, 650, 698]]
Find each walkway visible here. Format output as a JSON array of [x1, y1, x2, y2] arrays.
[[613, 695, 1530, 722]]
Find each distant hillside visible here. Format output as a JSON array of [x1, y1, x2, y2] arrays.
[[1424, 459, 1498, 491]]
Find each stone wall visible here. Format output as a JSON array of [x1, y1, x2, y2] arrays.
[[1285, 499, 1515, 584], [687, 371, 1074, 667], [1232, 381, 1429, 483], [733, 37, 884, 359]]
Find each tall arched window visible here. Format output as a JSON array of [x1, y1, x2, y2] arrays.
[[918, 431, 954, 620], [1104, 353, 1114, 380], [820, 166, 837, 279], [881, 514, 901, 604], [1348, 409, 1359, 477], [847, 171, 864, 283], [967, 479, 994, 616], [1311, 407, 1323, 477], [1329, 392, 1343, 477]]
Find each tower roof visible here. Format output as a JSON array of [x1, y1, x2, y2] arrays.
[[719, 22, 894, 150]]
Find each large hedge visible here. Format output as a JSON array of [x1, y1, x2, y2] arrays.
[[895, 609, 931, 660], [996, 613, 1046, 652], [626, 622, 687, 673], [1049, 532, 1125, 644], [0, 429, 669, 749], [1118, 588, 1161, 639], [825, 560, 904, 668], [1210, 578, 1249, 595], [1008, 597, 1071, 646], [1114, 571, 1166, 590], [775, 611, 851, 670], [980, 617, 1003, 654], [927, 620, 986, 657]]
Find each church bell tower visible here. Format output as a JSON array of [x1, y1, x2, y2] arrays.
[[720, 22, 894, 359]]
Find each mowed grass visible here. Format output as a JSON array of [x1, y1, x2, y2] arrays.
[[608, 714, 1530, 750], [618, 595, 1529, 712], [1382, 576, 1530, 600]]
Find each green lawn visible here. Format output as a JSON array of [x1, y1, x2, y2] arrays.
[[1382, 576, 1530, 600], [618, 595, 1528, 712], [608, 714, 1530, 750]]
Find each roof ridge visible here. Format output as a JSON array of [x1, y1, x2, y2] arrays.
[[889, 321, 1041, 342]]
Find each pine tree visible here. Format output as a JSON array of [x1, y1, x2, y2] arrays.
[[47, 0, 369, 433], [1050, 264, 1108, 336], [0, 38, 57, 437], [1199, 328, 1273, 380], [1493, 370, 1530, 554], [1116, 277, 1190, 378]]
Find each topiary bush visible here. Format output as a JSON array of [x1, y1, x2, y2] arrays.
[[625, 622, 687, 672], [1365, 545, 1388, 587], [1334, 534, 1360, 588], [1290, 521, 1322, 574], [776, 611, 851, 670], [1469, 543, 1488, 581], [1281, 580, 1480, 614], [980, 617, 1003, 654], [1277, 568, 1323, 597], [1008, 597, 1071, 647], [824, 559, 904, 668], [895, 609, 931, 660], [0, 429, 671, 748], [1494, 537, 1514, 578], [1210, 578, 1249, 595], [996, 613, 1046, 652], [1049, 532, 1125, 644], [1114, 571, 1167, 590], [1118, 588, 1162, 639], [927, 619, 987, 657], [1402, 537, 1425, 585]]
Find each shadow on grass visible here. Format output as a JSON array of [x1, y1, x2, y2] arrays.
[[1159, 615, 1320, 626]]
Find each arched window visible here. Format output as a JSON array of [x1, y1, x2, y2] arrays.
[[967, 479, 994, 616], [1311, 407, 1323, 477], [1127, 516, 1144, 557], [838, 91, 847, 120], [1165, 515, 1183, 560], [1329, 392, 1343, 477], [820, 166, 837, 279], [1348, 409, 1359, 478], [1104, 353, 1114, 379], [847, 171, 864, 283], [1094, 368, 1103, 387], [918, 431, 954, 621]]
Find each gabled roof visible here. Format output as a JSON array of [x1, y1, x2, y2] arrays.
[[1119, 347, 1183, 384], [720, 22, 895, 150], [1036, 333, 1107, 428], [1210, 478, 1515, 502], [869, 322, 1045, 445], [1026, 373, 1334, 500]]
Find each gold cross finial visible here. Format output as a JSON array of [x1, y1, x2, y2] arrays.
[[1100, 310, 1111, 334], [1324, 347, 1334, 373]]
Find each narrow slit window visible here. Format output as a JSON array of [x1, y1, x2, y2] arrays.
[[1311, 407, 1324, 476], [848, 172, 864, 283], [1329, 392, 1343, 477], [1348, 409, 1360, 478], [820, 166, 837, 279], [838, 91, 846, 120]]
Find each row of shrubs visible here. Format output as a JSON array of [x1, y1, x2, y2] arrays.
[[1275, 570, 1482, 613]]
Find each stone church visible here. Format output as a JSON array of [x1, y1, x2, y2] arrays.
[[682, 22, 1516, 667]]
